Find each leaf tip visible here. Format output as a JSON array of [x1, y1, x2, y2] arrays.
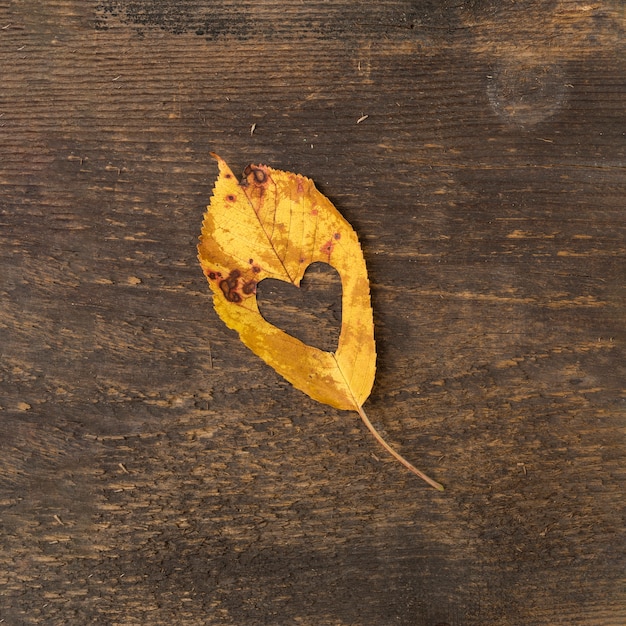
[[209, 152, 231, 171]]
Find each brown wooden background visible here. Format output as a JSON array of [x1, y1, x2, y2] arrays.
[[1, 1, 624, 624]]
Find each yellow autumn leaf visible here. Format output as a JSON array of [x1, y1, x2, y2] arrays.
[[198, 154, 443, 490]]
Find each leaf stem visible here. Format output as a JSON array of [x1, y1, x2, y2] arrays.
[[356, 405, 445, 491]]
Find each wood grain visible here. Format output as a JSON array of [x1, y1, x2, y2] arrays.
[[1, 1, 624, 624]]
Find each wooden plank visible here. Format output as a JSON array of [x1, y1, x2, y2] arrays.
[[0, 1, 624, 624]]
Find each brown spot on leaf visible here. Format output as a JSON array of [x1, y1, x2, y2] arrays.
[[320, 239, 335, 256], [219, 269, 242, 303], [226, 194, 236, 202], [334, 232, 341, 240], [243, 164, 268, 184], [252, 265, 261, 273], [242, 280, 257, 295]]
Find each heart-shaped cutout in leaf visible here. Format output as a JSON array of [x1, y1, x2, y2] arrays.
[[198, 154, 443, 490], [256, 262, 342, 353]]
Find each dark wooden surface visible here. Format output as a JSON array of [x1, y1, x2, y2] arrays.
[[1, 2, 624, 624]]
